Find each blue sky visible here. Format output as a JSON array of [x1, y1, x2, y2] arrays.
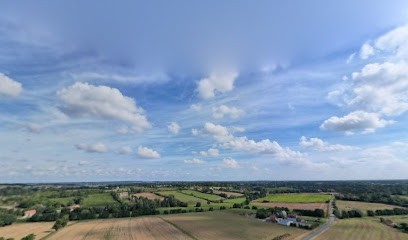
[[1, 1, 408, 182]]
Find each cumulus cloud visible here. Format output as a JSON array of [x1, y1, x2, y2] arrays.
[[212, 105, 244, 119], [57, 82, 150, 131], [299, 136, 357, 151], [203, 122, 308, 165], [222, 158, 240, 169], [324, 24, 408, 133], [197, 71, 238, 99], [137, 146, 160, 159], [167, 121, 181, 134], [0, 73, 22, 97], [184, 158, 205, 164], [200, 148, 219, 157], [190, 103, 202, 111], [320, 111, 393, 134], [116, 146, 132, 155], [75, 143, 108, 153], [191, 128, 199, 136]]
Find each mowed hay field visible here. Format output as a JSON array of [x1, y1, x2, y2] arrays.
[[133, 192, 164, 200], [313, 218, 408, 240], [212, 190, 244, 197], [163, 211, 307, 240], [48, 217, 192, 240], [0, 222, 54, 240], [252, 202, 328, 211], [336, 200, 402, 212]]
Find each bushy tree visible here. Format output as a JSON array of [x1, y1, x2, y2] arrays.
[[52, 215, 68, 231], [20, 234, 35, 240]]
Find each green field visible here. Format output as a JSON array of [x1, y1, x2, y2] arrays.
[[223, 197, 246, 204], [157, 191, 207, 205], [314, 218, 408, 240], [81, 193, 118, 207], [181, 190, 224, 201], [255, 193, 331, 203], [336, 200, 401, 213]]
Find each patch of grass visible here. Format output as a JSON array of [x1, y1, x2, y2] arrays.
[[336, 200, 402, 212], [157, 191, 208, 205], [180, 190, 224, 201], [255, 193, 331, 203], [223, 197, 246, 204]]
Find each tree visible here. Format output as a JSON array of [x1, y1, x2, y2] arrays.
[[52, 216, 68, 231], [195, 202, 201, 207], [20, 234, 35, 240]]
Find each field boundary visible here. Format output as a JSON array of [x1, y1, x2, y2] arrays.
[[159, 217, 198, 240]]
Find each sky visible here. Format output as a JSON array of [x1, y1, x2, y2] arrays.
[[1, 0, 408, 183]]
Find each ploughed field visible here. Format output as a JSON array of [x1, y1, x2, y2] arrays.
[[0, 222, 54, 240], [313, 218, 408, 240]]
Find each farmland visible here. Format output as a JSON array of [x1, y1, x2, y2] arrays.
[[48, 217, 192, 240], [212, 190, 244, 197], [313, 218, 408, 240], [336, 200, 402, 212], [81, 193, 118, 207], [163, 211, 307, 240], [0, 222, 54, 239], [255, 193, 331, 203], [223, 197, 247, 204], [181, 190, 224, 201], [133, 192, 164, 200], [251, 202, 328, 211], [156, 191, 207, 205]]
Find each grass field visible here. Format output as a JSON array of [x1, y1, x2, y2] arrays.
[[336, 200, 402, 212], [0, 222, 54, 239], [255, 193, 331, 203], [163, 211, 307, 240], [314, 218, 408, 240], [212, 190, 244, 197], [251, 202, 328, 211], [378, 215, 408, 224], [181, 190, 224, 201], [223, 197, 246, 204], [81, 193, 118, 207], [157, 191, 207, 205], [48, 217, 192, 240]]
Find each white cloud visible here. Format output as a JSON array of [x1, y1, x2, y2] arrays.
[[191, 128, 199, 136], [57, 82, 150, 131], [200, 148, 219, 157], [212, 105, 244, 119], [232, 126, 245, 133], [71, 71, 169, 84], [346, 53, 355, 64], [190, 103, 202, 111], [299, 136, 356, 151], [359, 42, 374, 59], [137, 146, 160, 159], [197, 71, 238, 99], [184, 158, 205, 164], [25, 123, 42, 134], [168, 121, 181, 134], [203, 122, 307, 164], [0, 73, 22, 97], [117, 146, 132, 155], [75, 143, 108, 153], [222, 158, 240, 169], [320, 111, 393, 134]]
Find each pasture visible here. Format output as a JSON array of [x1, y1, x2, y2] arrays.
[[0, 222, 54, 240], [163, 211, 307, 240], [212, 190, 244, 197], [336, 200, 402, 212], [156, 191, 207, 205], [251, 202, 327, 211], [255, 193, 331, 203], [313, 218, 408, 240], [223, 197, 246, 204], [133, 192, 164, 200]]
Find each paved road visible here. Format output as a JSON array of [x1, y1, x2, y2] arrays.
[[302, 194, 336, 240]]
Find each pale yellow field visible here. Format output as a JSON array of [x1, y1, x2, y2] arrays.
[[336, 200, 402, 212], [48, 217, 191, 240], [164, 211, 307, 240], [0, 222, 54, 239], [313, 218, 408, 240], [133, 192, 164, 200], [212, 190, 244, 197]]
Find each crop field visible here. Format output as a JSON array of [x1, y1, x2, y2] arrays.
[[81, 193, 118, 207], [255, 193, 331, 203], [223, 197, 247, 204], [181, 190, 224, 201], [251, 202, 328, 211], [212, 190, 244, 197], [313, 218, 408, 240], [163, 211, 307, 240], [48, 217, 192, 240], [157, 191, 207, 205], [133, 192, 164, 200], [336, 200, 402, 212], [0, 222, 54, 239], [378, 215, 408, 224]]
